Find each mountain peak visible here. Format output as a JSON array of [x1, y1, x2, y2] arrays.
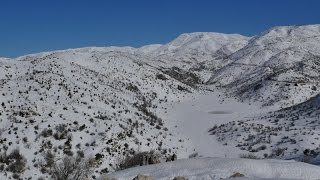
[[151, 32, 249, 57]]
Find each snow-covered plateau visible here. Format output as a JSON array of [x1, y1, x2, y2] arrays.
[[0, 24, 320, 179]]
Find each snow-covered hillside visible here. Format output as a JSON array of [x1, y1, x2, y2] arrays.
[[208, 25, 320, 108], [0, 25, 320, 179], [209, 93, 320, 163], [0, 48, 202, 179]]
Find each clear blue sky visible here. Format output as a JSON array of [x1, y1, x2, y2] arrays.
[[1, 0, 319, 57]]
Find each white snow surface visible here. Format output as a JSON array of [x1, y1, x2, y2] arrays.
[[166, 92, 265, 158], [105, 157, 320, 180]]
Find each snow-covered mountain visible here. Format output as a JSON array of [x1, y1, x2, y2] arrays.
[[147, 32, 250, 81], [208, 25, 320, 108], [1, 25, 320, 179]]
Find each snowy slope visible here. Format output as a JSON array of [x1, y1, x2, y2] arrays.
[[212, 93, 320, 163], [208, 25, 320, 108], [105, 157, 320, 180]]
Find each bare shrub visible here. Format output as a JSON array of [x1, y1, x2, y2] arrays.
[[40, 128, 53, 138], [0, 151, 8, 164], [53, 124, 68, 140], [51, 155, 94, 180], [2, 149, 27, 174], [239, 153, 259, 159], [271, 148, 287, 157], [118, 151, 160, 170]]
